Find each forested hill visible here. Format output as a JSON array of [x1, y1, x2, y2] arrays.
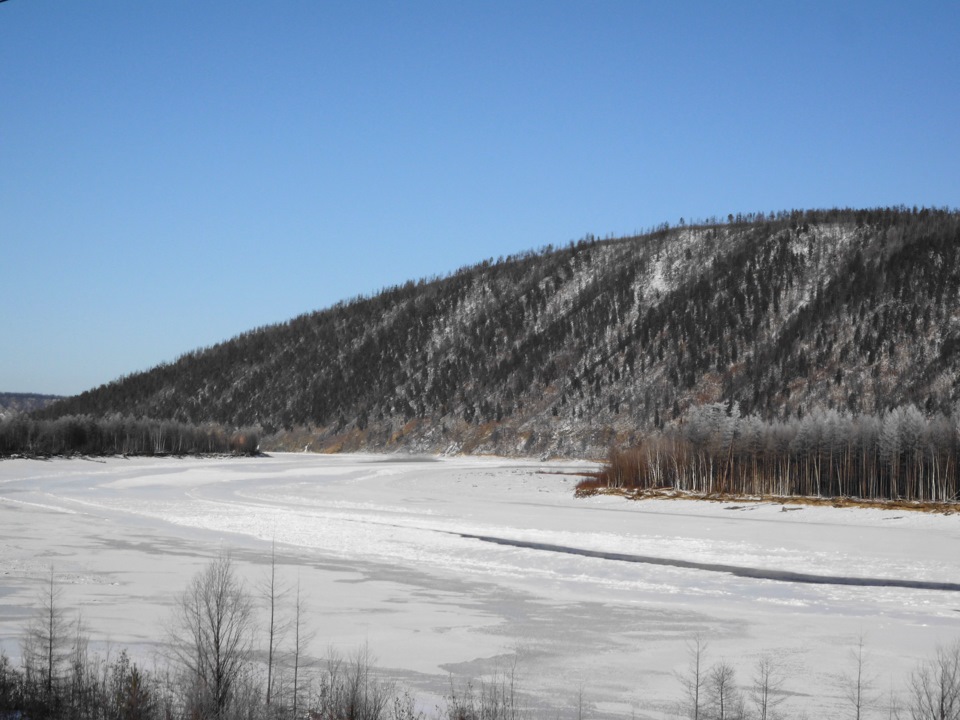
[[0, 393, 62, 418], [39, 207, 960, 458]]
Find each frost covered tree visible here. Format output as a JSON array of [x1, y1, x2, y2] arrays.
[[880, 408, 905, 498], [603, 402, 960, 505], [896, 404, 924, 500]]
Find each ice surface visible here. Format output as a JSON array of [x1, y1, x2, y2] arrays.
[[1, 453, 958, 718]]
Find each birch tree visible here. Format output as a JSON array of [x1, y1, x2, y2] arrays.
[[169, 553, 254, 719]]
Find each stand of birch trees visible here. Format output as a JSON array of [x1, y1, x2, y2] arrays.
[[605, 403, 960, 503]]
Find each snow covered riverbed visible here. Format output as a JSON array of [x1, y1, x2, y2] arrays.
[[1, 453, 958, 718]]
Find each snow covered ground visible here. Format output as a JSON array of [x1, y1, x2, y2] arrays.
[[1, 453, 958, 718]]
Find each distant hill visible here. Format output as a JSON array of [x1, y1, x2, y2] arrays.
[[38, 207, 960, 458], [0, 392, 63, 418]]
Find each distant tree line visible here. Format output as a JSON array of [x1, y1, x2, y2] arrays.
[[601, 402, 960, 504], [0, 414, 260, 457], [0, 392, 62, 417]]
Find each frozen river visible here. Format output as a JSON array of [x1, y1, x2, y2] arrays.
[[1, 453, 959, 718]]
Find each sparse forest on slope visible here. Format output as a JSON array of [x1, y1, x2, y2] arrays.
[[34, 207, 960, 459], [0, 393, 62, 418]]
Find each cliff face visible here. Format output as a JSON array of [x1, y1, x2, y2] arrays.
[[41, 208, 960, 458]]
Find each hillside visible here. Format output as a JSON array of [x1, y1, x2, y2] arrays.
[[39, 207, 960, 458], [0, 393, 62, 419]]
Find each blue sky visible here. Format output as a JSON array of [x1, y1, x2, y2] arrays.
[[2, 2, 958, 396]]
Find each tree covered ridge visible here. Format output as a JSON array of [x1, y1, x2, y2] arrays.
[[36, 206, 960, 458], [0, 393, 62, 418]]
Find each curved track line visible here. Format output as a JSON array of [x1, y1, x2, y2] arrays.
[[457, 532, 960, 592]]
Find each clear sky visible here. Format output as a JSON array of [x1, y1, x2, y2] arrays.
[[2, 1, 958, 397]]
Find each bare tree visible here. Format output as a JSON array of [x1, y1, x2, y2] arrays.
[[751, 654, 787, 720], [169, 553, 254, 719], [315, 644, 392, 720], [22, 566, 72, 700], [908, 641, 960, 720], [289, 574, 317, 720], [442, 661, 523, 720], [707, 660, 744, 720], [678, 634, 709, 720], [843, 634, 875, 720], [886, 682, 903, 720], [262, 539, 287, 708], [66, 612, 96, 719], [393, 690, 426, 720]]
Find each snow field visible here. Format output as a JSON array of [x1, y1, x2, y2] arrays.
[[0, 453, 958, 718]]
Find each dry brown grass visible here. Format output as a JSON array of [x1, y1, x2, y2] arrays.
[[574, 485, 960, 514], [573, 476, 607, 496]]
